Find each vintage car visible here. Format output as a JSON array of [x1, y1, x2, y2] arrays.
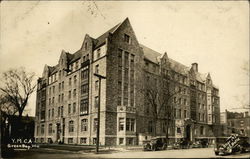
[[214, 135, 250, 156], [143, 137, 167, 151], [173, 139, 190, 149]]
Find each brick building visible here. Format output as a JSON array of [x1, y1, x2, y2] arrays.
[[35, 18, 220, 146], [220, 110, 250, 137]]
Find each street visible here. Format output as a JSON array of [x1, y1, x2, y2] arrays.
[[4, 147, 250, 159]]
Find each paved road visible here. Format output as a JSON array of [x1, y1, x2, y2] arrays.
[[4, 147, 250, 158]]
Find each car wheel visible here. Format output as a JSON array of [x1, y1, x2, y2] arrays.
[[215, 152, 219, 156]]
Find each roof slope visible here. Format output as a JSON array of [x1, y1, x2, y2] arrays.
[[140, 44, 189, 75], [94, 23, 121, 49]]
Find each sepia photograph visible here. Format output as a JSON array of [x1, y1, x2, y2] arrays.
[[0, 0, 249, 158]]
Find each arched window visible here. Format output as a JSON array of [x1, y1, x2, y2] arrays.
[[69, 120, 74, 132]]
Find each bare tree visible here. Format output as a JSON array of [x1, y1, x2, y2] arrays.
[[0, 94, 18, 118], [0, 68, 36, 119], [143, 68, 181, 146]]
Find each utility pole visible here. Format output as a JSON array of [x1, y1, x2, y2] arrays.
[[94, 73, 106, 153]]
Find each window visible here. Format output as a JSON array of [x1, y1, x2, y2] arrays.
[[36, 126, 39, 136], [59, 83, 61, 92], [81, 119, 88, 131], [69, 78, 72, 86], [118, 49, 123, 66], [84, 42, 87, 50], [93, 138, 97, 144], [179, 109, 182, 119], [53, 86, 55, 93], [80, 138, 87, 144], [68, 104, 71, 114], [118, 81, 122, 94], [119, 118, 125, 131], [81, 69, 89, 79], [59, 70, 61, 79], [184, 110, 187, 118], [209, 114, 211, 121], [61, 106, 63, 117], [69, 121, 74, 132], [62, 81, 64, 90], [73, 89, 76, 98], [80, 99, 88, 115], [126, 118, 135, 131], [128, 138, 133, 145], [184, 99, 187, 105], [48, 109, 50, 119], [68, 138, 73, 144], [97, 48, 101, 58], [58, 107, 60, 117], [75, 61, 79, 70], [41, 124, 44, 134], [49, 98, 51, 105], [61, 94, 64, 102], [200, 126, 204, 135], [119, 138, 124, 145], [177, 127, 181, 134], [178, 98, 181, 104], [123, 97, 128, 106], [95, 80, 99, 91], [68, 91, 71, 99], [94, 118, 98, 132], [124, 52, 129, 67], [58, 95, 61, 103], [148, 121, 153, 133], [124, 34, 130, 43], [95, 65, 99, 74], [52, 108, 54, 117], [74, 75, 77, 84], [73, 102, 76, 113], [95, 96, 99, 108], [117, 96, 122, 106], [81, 84, 88, 94], [124, 83, 128, 96], [48, 124, 52, 135]]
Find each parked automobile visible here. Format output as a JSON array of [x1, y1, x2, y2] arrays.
[[191, 141, 202, 148], [214, 134, 250, 156], [143, 137, 167, 151], [173, 139, 190, 149]]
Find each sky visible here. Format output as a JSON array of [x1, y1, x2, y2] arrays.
[[0, 1, 249, 116]]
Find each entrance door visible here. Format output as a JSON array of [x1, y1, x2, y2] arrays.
[[186, 125, 191, 141]]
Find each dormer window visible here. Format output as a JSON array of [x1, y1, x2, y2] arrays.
[[124, 34, 130, 43]]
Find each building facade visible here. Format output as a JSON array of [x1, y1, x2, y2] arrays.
[[220, 110, 250, 137], [35, 18, 220, 146]]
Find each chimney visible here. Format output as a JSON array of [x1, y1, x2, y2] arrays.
[[192, 63, 198, 72]]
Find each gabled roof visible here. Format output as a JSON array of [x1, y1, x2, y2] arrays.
[[140, 44, 189, 75], [94, 23, 121, 49], [140, 44, 161, 64], [168, 58, 190, 75], [69, 50, 82, 64], [66, 22, 122, 64], [48, 65, 57, 74]]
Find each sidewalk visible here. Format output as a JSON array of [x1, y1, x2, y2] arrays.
[[38, 143, 143, 153]]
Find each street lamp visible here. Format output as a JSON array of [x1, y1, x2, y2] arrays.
[[94, 73, 106, 153]]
